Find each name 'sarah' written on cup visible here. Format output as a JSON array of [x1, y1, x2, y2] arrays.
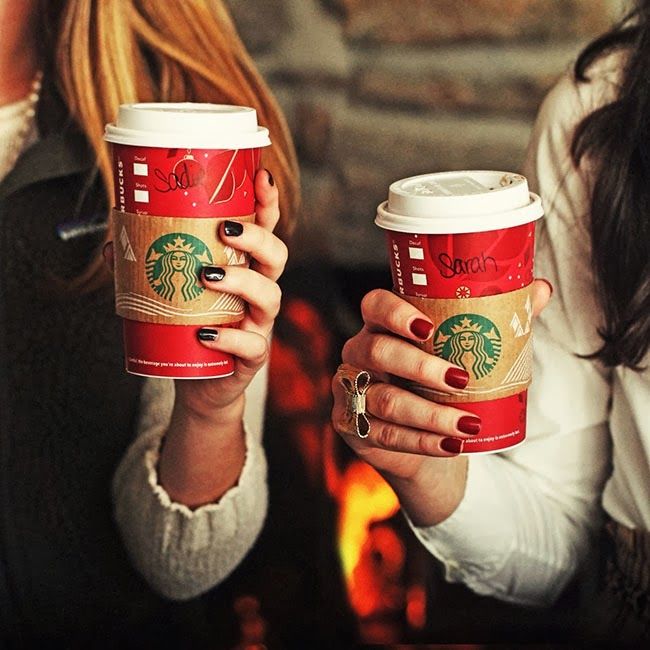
[[392, 241, 498, 293]]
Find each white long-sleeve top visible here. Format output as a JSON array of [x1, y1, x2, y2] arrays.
[[112, 366, 269, 601], [409, 52, 650, 607], [2, 97, 269, 601]]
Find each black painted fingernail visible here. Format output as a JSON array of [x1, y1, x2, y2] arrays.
[[266, 169, 274, 186], [223, 220, 243, 237], [198, 328, 219, 342], [203, 266, 225, 281]]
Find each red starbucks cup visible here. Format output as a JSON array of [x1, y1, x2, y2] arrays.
[[376, 171, 544, 453], [104, 103, 270, 378]]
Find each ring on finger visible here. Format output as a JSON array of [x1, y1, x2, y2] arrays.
[[336, 363, 372, 439]]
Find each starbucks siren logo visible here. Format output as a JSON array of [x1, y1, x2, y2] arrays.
[[145, 232, 213, 302], [434, 314, 502, 380]]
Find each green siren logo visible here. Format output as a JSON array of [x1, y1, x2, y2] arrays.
[[145, 233, 213, 302], [434, 314, 502, 380]]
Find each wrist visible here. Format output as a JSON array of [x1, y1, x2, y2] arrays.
[[173, 390, 245, 431], [380, 455, 455, 489], [160, 394, 247, 508], [383, 456, 469, 528]]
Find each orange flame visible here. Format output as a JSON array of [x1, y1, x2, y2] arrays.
[[323, 426, 402, 619], [268, 296, 422, 638], [336, 461, 400, 584]]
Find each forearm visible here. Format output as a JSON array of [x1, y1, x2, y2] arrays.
[[113, 417, 268, 600], [383, 456, 468, 527], [159, 394, 247, 508], [406, 449, 604, 607], [112, 374, 269, 600]]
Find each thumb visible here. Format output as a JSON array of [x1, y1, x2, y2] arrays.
[[102, 241, 115, 273], [531, 278, 553, 317]]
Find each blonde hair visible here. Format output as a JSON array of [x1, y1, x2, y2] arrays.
[[42, 0, 299, 290]]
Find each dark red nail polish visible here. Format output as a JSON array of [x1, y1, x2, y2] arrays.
[[445, 367, 470, 390], [457, 415, 481, 435], [266, 169, 274, 186], [440, 438, 463, 454], [198, 328, 219, 342], [410, 318, 433, 340]]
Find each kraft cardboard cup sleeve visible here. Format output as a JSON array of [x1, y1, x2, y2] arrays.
[[376, 171, 544, 454], [105, 103, 271, 379]]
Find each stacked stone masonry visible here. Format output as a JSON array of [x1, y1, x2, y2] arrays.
[[227, 0, 626, 266]]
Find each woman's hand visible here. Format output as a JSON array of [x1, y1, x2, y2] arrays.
[[331, 280, 552, 525], [106, 169, 284, 507], [157, 169, 283, 507], [162, 169, 283, 506], [172, 168, 286, 421]]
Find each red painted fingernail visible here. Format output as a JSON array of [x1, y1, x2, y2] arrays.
[[440, 438, 463, 454], [445, 367, 470, 390], [410, 318, 433, 340], [457, 415, 481, 435], [540, 278, 554, 296]]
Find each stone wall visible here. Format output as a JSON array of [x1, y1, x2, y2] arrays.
[[227, 0, 628, 267]]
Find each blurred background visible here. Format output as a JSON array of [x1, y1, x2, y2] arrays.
[[227, 0, 627, 268], [224, 1, 627, 645]]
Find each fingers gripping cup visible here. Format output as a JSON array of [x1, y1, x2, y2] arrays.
[[105, 103, 271, 378], [376, 171, 544, 453]]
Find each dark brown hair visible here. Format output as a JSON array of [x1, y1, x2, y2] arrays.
[[572, 2, 650, 369]]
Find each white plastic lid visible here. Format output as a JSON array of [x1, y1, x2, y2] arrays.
[[104, 102, 271, 149], [376, 170, 543, 234]]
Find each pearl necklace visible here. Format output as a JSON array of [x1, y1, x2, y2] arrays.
[[4, 70, 43, 174]]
